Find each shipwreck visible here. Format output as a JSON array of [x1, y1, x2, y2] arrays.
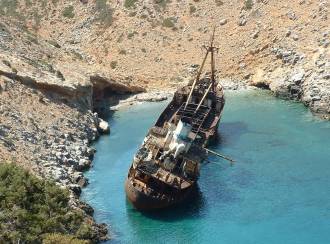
[[125, 31, 228, 210]]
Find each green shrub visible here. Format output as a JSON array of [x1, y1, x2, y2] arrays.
[[96, 0, 107, 10], [127, 31, 138, 39], [215, 0, 224, 6], [244, 0, 253, 10], [76, 224, 93, 240], [0, 0, 19, 16], [0, 23, 9, 34], [51, 0, 59, 6], [47, 40, 61, 48], [27, 33, 39, 44], [124, 0, 137, 9], [63, 6, 74, 18], [110, 61, 117, 69], [119, 49, 127, 55], [71, 50, 83, 60], [25, 0, 32, 7], [95, 0, 113, 27], [154, 0, 170, 9], [43, 233, 89, 244], [189, 5, 196, 14], [0, 163, 92, 243], [162, 17, 175, 28], [128, 11, 137, 17]]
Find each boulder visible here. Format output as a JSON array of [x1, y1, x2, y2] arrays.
[[98, 118, 110, 134], [269, 79, 291, 98], [78, 201, 94, 216], [290, 71, 305, 84], [77, 158, 92, 171], [69, 184, 82, 196], [219, 19, 228, 25]]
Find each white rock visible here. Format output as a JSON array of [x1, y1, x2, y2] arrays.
[[98, 118, 110, 134], [292, 34, 299, 41], [219, 19, 228, 25], [291, 71, 305, 83]]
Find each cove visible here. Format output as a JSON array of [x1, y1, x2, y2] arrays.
[[82, 90, 330, 244]]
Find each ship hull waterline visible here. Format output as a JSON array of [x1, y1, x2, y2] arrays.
[[125, 178, 196, 211]]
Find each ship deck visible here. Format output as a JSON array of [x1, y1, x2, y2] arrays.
[[137, 162, 192, 190]]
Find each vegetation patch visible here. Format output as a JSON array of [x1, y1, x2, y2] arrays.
[[110, 61, 118, 69], [26, 33, 39, 45], [215, 0, 224, 6], [119, 49, 127, 55], [33, 12, 42, 30], [51, 0, 59, 6], [71, 50, 84, 61], [0, 0, 19, 17], [189, 5, 197, 14], [124, 0, 138, 9], [25, 0, 32, 7], [162, 17, 176, 28], [127, 31, 138, 39], [47, 39, 61, 48], [154, 0, 170, 10], [128, 11, 137, 17], [43, 233, 88, 244], [0, 163, 93, 243], [62, 5, 75, 18], [0, 23, 10, 34], [95, 0, 113, 28], [244, 0, 254, 10]]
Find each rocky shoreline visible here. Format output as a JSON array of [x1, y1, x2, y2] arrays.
[[251, 45, 330, 120], [109, 90, 173, 110], [109, 78, 252, 110], [0, 76, 110, 241]]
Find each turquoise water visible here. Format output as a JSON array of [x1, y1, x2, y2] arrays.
[[82, 90, 330, 244]]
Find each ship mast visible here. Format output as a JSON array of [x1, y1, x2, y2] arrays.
[[210, 27, 216, 92], [185, 27, 218, 110], [184, 48, 209, 110]]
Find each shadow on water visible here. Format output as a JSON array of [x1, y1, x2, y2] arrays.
[[126, 185, 206, 222], [217, 121, 249, 147]]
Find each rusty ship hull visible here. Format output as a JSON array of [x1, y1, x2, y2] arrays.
[[125, 177, 196, 210]]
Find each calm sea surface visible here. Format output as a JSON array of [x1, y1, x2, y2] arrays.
[[82, 90, 330, 244]]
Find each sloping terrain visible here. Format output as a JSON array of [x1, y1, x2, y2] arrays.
[[0, 0, 329, 116]]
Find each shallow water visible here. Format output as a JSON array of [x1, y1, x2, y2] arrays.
[[82, 90, 330, 244]]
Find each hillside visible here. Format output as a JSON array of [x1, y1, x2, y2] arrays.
[[0, 0, 329, 116]]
